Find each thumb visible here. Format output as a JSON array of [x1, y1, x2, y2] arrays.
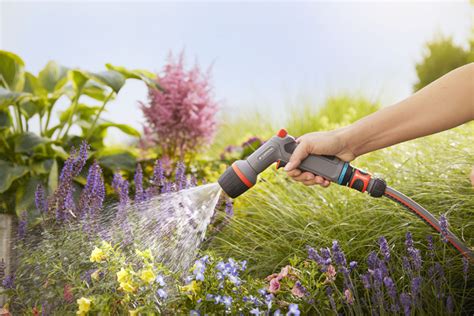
[[284, 141, 309, 171]]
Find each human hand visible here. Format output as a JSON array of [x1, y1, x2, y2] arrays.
[[284, 129, 356, 187]]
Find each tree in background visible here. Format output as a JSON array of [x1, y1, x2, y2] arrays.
[[413, 35, 471, 91]]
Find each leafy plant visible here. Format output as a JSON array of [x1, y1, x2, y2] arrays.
[[0, 50, 160, 215]]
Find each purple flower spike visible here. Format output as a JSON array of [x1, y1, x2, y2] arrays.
[[439, 214, 449, 243], [2, 273, 15, 289], [426, 235, 435, 258], [446, 295, 454, 313], [112, 173, 129, 207], [152, 159, 165, 187], [399, 293, 411, 316], [17, 211, 27, 239], [224, 199, 234, 217], [349, 261, 358, 271], [405, 232, 414, 249], [175, 161, 186, 191], [378, 236, 390, 262], [332, 240, 347, 267], [72, 140, 89, 176], [411, 276, 422, 305], [35, 184, 48, 214], [134, 164, 145, 203]]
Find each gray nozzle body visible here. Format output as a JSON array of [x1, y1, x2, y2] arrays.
[[218, 130, 386, 198]]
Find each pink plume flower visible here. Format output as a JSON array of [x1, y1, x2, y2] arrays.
[[268, 277, 281, 293], [140, 52, 219, 160]]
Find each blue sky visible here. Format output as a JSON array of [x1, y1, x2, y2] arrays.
[[0, 1, 472, 141]]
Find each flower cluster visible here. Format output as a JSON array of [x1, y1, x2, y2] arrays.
[[140, 52, 218, 160]]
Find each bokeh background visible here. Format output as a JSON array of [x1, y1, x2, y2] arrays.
[[1, 1, 472, 141]]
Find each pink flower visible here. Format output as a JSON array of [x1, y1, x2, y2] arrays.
[[344, 288, 354, 305], [268, 277, 281, 293], [278, 265, 291, 278], [291, 281, 308, 298], [265, 273, 279, 281], [140, 51, 219, 160], [325, 264, 336, 282]]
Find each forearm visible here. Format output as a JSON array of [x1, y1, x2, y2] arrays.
[[340, 63, 474, 158]]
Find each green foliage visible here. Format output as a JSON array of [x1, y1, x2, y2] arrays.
[[413, 36, 470, 91], [287, 95, 380, 136], [0, 50, 159, 215]]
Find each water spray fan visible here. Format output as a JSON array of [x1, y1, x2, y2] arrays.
[[218, 129, 473, 261]]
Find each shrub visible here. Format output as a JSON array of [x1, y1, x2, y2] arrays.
[[140, 52, 218, 161], [0, 50, 160, 215]]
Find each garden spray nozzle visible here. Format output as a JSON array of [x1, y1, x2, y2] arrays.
[[218, 129, 386, 198]]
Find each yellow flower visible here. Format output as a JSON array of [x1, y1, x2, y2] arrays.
[[120, 281, 136, 293], [180, 280, 200, 295], [117, 268, 131, 283], [140, 268, 155, 284], [91, 270, 100, 281], [90, 247, 106, 263], [135, 248, 153, 261], [129, 309, 139, 316], [76, 297, 91, 315]]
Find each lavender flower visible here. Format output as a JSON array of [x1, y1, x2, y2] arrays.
[[156, 274, 166, 286], [332, 240, 347, 267], [411, 276, 422, 304], [2, 273, 15, 289], [152, 159, 165, 187], [383, 276, 397, 300], [0, 258, 5, 282], [462, 257, 469, 282], [112, 173, 129, 206], [378, 236, 390, 262], [175, 161, 186, 191], [72, 141, 89, 176], [134, 164, 145, 203], [349, 261, 358, 271], [367, 251, 379, 270], [446, 295, 453, 313], [306, 246, 324, 266], [405, 232, 414, 249], [79, 161, 105, 219], [224, 199, 234, 217], [17, 211, 27, 239], [326, 287, 337, 312], [222, 296, 233, 308], [439, 214, 449, 243], [399, 293, 411, 316], [157, 288, 167, 299], [35, 184, 48, 213], [361, 273, 371, 289], [426, 235, 435, 258]]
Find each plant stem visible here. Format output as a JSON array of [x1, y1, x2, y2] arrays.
[[59, 90, 81, 141], [44, 99, 57, 134], [86, 91, 114, 140], [15, 103, 24, 133]]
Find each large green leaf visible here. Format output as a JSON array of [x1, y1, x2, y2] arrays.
[[15, 175, 43, 215], [88, 70, 125, 93], [0, 50, 25, 91], [82, 81, 108, 101], [14, 132, 48, 153], [0, 159, 29, 193], [38, 61, 69, 92], [31, 158, 54, 175], [59, 104, 101, 123], [24, 72, 47, 96], [96, 122, 140, 137], [105, 64, 162, 91], [98, 150, 136, 172], [69, 69, 89, 92]]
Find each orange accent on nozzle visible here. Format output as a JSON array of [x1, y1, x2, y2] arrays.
[[349, 169, 371, 193], [231, 163, 253, 188], [276, 160, 281, 170], [277, 128, 288, 138]]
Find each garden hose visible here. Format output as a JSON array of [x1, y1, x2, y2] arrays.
[[218, 129, 474, 261]]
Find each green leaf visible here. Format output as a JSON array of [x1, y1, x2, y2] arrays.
[[82, 81, 108, 101], [24, 72, 47, 96], [0, 110, 12, 129], [88, 70, 125, 93], [98, 150, 136, 172], [38, 61, 69, 92], [68, 69, 89, 92], [0, 50, 25, 91], [31, 159, 54, 175], [96, 122, 140, 137], [48, 159, 58, 193], [105, 63, 163, 91], [14, 132, 48, 153], [19, 99, 40, 119], [0, 159, 29, 193], [15, 175, 42, 215], [59, 104, 101, 124]]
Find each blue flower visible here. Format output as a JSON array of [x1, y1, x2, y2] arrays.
[[250, 308, 260, 315], [349, 261, 358, 271], [274, 310, 281, 316], [258, 288, 267, 296], [189, 310, 200, 316], [222, 296, 233, 308], [287, 303, 300, 316], [214, 295, 222, 304], [206, 294, 214, 301], [157, 288, 167, 299], [156, 274, 166, 286]]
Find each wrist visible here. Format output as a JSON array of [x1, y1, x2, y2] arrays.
[[333, 125, 359, 160]]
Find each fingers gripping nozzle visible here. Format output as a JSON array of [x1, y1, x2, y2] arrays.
[[218, 129, 387, 198]]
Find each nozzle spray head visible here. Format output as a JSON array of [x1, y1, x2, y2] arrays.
[[218, 160, 257, 198]]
